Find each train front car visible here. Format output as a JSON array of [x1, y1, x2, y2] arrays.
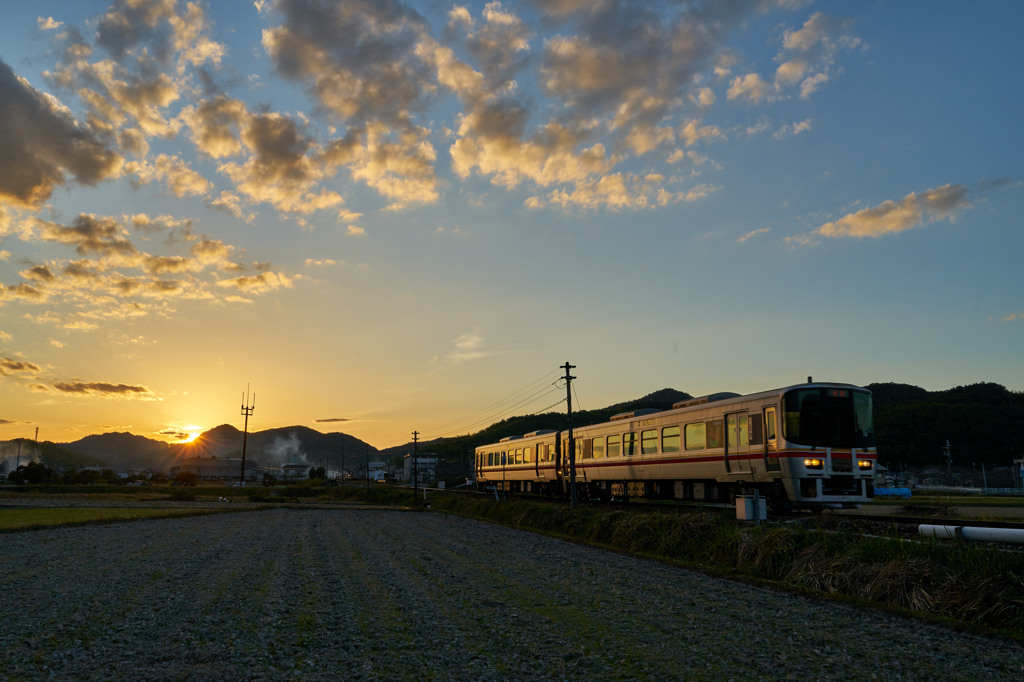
[[776, 383, 876, 509]]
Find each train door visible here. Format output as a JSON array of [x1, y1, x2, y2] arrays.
[[763, 407, 780, 471], [725, 412, 751, 473]]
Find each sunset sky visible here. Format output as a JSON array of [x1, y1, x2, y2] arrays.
[[1, 0, 1021, 450]]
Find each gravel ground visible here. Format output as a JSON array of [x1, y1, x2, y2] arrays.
[[1, 507, 1022, 681]]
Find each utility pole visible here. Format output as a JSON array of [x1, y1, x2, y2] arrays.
[[562, 362, 576, 507], [412, 430, 419, 498], [240, 385, 255, 486]]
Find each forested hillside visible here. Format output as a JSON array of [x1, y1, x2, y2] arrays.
[[868, 382, 1024, 467]]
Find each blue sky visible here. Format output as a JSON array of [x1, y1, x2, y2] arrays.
[[0, 0, 1021, 448]]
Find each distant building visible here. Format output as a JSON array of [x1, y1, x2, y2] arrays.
[[403, 452, 437, 486], [281, 463, 311, 480]]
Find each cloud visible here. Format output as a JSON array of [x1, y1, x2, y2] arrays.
[[3, 0, 871, 238], [0, 358, 42, 376], [446, 1, 531, 87], [181, 95, 248, 159], [36, 214, 139, 259], [219, 112, 342, 214], [315, 417, 351, 423], [737, 227, 770, 243], [51, 381, 158, 398], [159, 427, 193, 441], [2, 211, 288, 326], [259, 0, 445, 208], [263, 0, 432, 126], [0, 60, 122, 208], [217, 271, 294, 292], [129, 154, 212, 197], [440, 328, 491, 365], [814, 184, 971, 239], [977, 177, 1019, 193], [727, 73, 772, 103], [778, 12, 859, 99], [94, 0, 224, 70]]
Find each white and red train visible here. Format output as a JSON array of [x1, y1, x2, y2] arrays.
[[475, 380, 876, 509]]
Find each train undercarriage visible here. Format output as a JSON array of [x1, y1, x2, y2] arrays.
[[485, 476, 872, 510]]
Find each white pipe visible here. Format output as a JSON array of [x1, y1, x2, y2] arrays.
[[918, 524, 1024, 544]]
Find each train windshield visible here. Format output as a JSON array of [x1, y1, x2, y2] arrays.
[[783, 387, 875, 449]]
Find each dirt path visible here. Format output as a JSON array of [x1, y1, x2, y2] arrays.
[[1, 508, 1021, 680]]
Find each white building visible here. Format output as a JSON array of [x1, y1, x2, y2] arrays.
[[403, 453, 437, 486]]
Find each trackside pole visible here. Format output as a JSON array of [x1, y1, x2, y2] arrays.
[[562, 362, 576, 508]]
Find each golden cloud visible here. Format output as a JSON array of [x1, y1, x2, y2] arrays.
[[815, 185, 971, 239]]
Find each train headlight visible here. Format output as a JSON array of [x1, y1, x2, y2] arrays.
[[858, 460, 873, 470], [804, 458, 823, 469]]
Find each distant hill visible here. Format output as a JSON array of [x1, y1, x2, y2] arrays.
[[64, 432, 174, 471], [0, 438, 106, 474], [867, 382, 1024, 467], [58, 426, 377, 473], [190, 424, 378, 471]]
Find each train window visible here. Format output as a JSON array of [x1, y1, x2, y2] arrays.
[[662, 426, 680, 453], [581, 439, 593, 460], [685, 423, 705, 450], [706, 419, 724, 448], [783, 388, 874, 448], [516, 448, 523, 464], [641, 429, 657, 455], [623, 432, 637, 456], [749, 414, 763, 446], [538, 444, 546, 462], [526, 445, 534, 463], [607, 434, 621, 457], [765, 408, 777, 441], [592, 436, 605, 458], [727, 414, 748, 449]]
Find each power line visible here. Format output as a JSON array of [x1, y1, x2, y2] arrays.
[[425, 369, 564, 439], [427, 383, 564, 440], [429, 368, 561, 434], [571, 380, 584, 414]]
